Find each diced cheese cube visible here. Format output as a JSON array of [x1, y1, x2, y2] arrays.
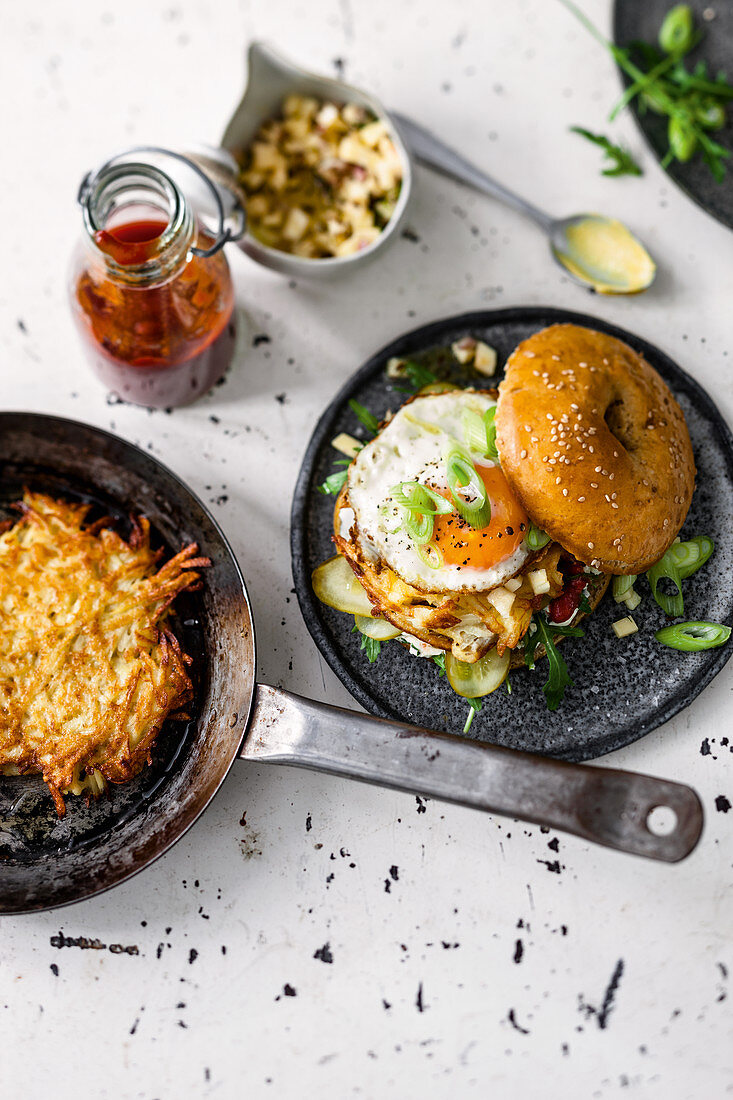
[[528, 568, 550, 595], [486, 585, 516, 620], [612, 616, 638, 639], [331, 432, 361, 458], [452, 337, 477, 364], [474, 341, 498, 377], [386, 357, 407, 378]]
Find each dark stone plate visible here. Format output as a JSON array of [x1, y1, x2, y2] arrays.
[[291, 308, 733, 761], [614, 0, 733, 231]]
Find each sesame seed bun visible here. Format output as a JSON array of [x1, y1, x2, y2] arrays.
[[495, 324, 696, 574]]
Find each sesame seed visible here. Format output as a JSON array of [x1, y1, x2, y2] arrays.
[[595, 466, 602, 473], [588, 445, 594, 454], [588, 541, 594, 549], [611, 502, 618, 509], [525, 424, 532, 431], [591, 482, 598, 489], [551, 354, 560, 361], [562, 488, 568, 497], [578, 496, 585, 502], [609, 474, 614, 481], [520, 449, 528, 459], [546, 413, 553, 420], [555, 476, 562, 485], [524, 350, 536, 358], [579, 361, 588, 367], [605, 494, 611, 502]]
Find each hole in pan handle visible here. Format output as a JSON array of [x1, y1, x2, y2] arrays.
[[243, 685, 703, 863]]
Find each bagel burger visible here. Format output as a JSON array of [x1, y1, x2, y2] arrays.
[[313, 324, 696, 718]]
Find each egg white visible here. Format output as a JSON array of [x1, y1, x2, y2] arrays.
[[347, 391, 530, 592]]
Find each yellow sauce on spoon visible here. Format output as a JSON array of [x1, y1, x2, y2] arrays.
[[556, 216, 656, 294]]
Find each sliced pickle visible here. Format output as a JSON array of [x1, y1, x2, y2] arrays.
[[312, 554, 374, 616], [446, 648, 510, 698], [354, 614, 401, 641]]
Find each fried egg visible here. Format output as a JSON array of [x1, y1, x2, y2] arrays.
[[347, 390, 531, 592]]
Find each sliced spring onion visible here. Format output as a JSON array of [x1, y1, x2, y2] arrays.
[[463, 698, 483, 732], [525, 524, 551, 551], [354, 614, 401, 641], [403, 509, 433, 545], [445, 448, 491, 529], [655, 620, 731, 652], [612, 574, 637, 602], [417, 542, 444, 570], [317, 469, 349, 496], [312, 554, 374, 616], [484, 406, 499, 461], [462, 408, 489, 455], [624, 589, 642, 612], [461, 405, 499, 462], [667, 535, 714, 579], [348, 399, 379, 435], [389, 482, 453, 516], [445, 647, 510, 698], [647, 553, 684, 617]]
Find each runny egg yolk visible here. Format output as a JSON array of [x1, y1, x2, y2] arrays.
[[432, 465, 529, 569]]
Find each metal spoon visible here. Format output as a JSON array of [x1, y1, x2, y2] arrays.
[[391, 112, 656, 295]]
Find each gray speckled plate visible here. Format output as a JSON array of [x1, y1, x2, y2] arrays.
[[291, 308, 733, 761], [614, 0, 733, 231]]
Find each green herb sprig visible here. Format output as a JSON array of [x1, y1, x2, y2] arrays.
[[352, 623, 383, 663], [523, 616, 584, 711], [560, 0, 733, 182], [570, 127, 643, 176]]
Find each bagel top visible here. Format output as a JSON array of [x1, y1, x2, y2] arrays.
[[495, 324, 695, 574]]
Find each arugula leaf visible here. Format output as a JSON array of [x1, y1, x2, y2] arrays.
[[578, 591, 593, 615], [570, 127, 643, 176], [317, 469, 349, 496], [524, 617, 584, 710], [532, 617, 574, 711], [348, 399, 380, 435], [356, 631, 382, 663], [432, 653, 447, 676], [522, 625, 540, 670]]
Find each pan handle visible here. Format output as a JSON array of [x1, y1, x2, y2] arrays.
[[242, 684, 703, 862]]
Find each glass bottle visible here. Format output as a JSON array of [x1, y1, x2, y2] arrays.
[[70, 161, 236, 408]]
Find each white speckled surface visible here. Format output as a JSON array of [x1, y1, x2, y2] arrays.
[[1, 1, 732, 1097]]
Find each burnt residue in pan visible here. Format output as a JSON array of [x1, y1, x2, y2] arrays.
[[0, 466, 209, 861]]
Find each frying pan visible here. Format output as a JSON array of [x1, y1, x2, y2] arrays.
[[0, 413, 703, 913]]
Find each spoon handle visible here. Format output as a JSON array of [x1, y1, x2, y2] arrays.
[[391, 111, 553, 233]]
